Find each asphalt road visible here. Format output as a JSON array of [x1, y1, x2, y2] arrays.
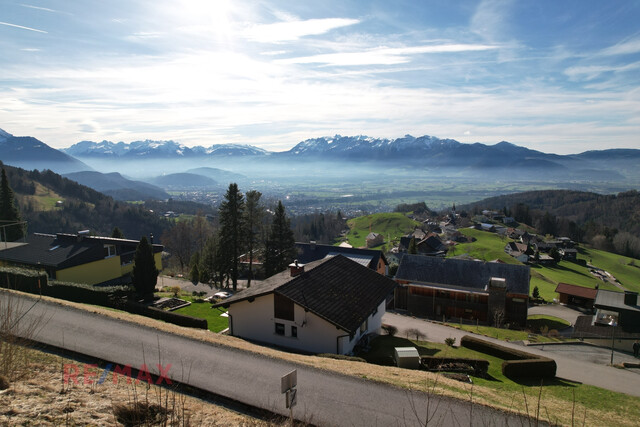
[[3, 291, 525, 427], [382, 311, 640, 397]]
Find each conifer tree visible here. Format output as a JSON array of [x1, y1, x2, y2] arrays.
[[264, 201, 296, 277], [111, 226, 124, 239], [132, 236, 158, 300], [217, 183, 245, 291], [244, 190, 264, 287], [0, 168, 25, 241]]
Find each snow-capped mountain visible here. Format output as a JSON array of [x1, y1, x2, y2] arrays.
[[64, 140, 268, 159], [0, 128, 91, 174]]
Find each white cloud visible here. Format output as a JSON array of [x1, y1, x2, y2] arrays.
[[0, 21, 47, 33], [242, 18, 360, 43], [279, 43, 498, 66], [600, 38, 640, 56], [565, 62, 640, 81]]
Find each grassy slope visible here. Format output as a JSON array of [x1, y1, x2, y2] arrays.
[[346, 212, 420, 248], [19, 182, 64, 211], [361, 335, 640, 427], [451, 228, 640, 301]]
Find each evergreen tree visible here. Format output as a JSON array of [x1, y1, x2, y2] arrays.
[[264, 201, 296, 277], [408, 237, 417, 254], [189, 252, 200, 283], [111, 226, 124, 239], [244, 190, 264, 288], [532, 285, 541, 300], [132, 236, 158, 300], [217, 183, 245, 291], [0, 168, 25, 241], [199, 236, 218, 286]]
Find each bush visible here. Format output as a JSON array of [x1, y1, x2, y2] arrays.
[[0, 267, 47, 294], [445, 337, 456, 347], [381, 324, 398, 336], [460, 335, 556, 379]]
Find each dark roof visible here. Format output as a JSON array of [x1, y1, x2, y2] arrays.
[[595, 290, 640, 313], [395, 254, 530, 296], [294, 242, 387, 270], [573, 315, 640, 338], [554, 283, 597, 300], [214, 255, 397, 334], [0, 233, 162, 269]]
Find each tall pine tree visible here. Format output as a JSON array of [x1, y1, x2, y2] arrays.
[[217, 183, 245, 291], [132, 236, 158, 300], [0, 168, 25, 241], [264, 201, 296, 277], [244, 190, 264, 288]]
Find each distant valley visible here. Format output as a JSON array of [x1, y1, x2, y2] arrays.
[[1, 128, 639, 212]]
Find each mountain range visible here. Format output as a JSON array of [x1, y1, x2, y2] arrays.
[[2, 128, 640, 185]]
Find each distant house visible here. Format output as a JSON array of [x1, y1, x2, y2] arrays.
[[294, 242, 388, 275], [559, 248, 578, 261], [213, 255, 397, 354], [475, 223, 496, 233], [572, 290, 640, 352], [0, 232, 162, 286], [398, 234, 447, 257], [502, 217, 516, 225], [366, 232, 384, 248], [394, 255, 530, 326], [505, 242, 533, 256], [554, 283, 597, 309]]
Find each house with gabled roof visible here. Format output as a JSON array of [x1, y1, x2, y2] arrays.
[[366, 232, 383, 248], [394, 255, 530, 326], [554, 283, 597, 309], [294, 241, 388, 275], [213, 255, 397, 354], [0, 232, 162, 286]]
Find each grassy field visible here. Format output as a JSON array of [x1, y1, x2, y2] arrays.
[[156, 292, 228, 333], [346, 212, 420, 248], [19, 182, 64, 211], [360, 335, 640, 426], [452, 228, 640, 301]]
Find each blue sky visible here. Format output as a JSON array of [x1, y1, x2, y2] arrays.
[[1, 0, 639, 153]]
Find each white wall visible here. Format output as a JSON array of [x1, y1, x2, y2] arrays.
[[229, 294, 387, 355]]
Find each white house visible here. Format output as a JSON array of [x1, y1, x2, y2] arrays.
[[213, 255, 397, 354]]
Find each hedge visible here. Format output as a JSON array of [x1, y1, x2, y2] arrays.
[[121, 301, 208, 330], [0, 267, 47, 294], [421, 357, 489, 377], [460, 335, 556, 379]]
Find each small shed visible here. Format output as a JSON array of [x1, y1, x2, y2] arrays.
[[394, 347, 420, 369]]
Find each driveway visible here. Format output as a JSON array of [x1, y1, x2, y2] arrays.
[[382, 311, 640, 397], [527, 304, 586, 326]]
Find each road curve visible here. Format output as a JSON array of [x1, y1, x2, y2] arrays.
[[2, 291, 524, 426]]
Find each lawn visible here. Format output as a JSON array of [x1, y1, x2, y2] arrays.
[[346, 212, 420, 248], [359, 335, 640, 426], [443, 314, 570, 342], [156, 292, 228, 333], [450, 227, 521, 264]]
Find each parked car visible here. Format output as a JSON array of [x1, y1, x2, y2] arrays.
[[213, 291, 232, 299]]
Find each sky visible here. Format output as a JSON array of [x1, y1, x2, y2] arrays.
[[1, 0, 639, 154]]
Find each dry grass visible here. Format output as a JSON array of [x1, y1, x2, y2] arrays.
[[0, 347, 277, 426], [3, 289, 638, 426]]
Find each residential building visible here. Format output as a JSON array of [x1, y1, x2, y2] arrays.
[[394, 255, 530, 326], [213, 255, 397, 354], [0, 232, 162, 286], [554, 283, 597, 309], [294, 242, 388, 275], [366, 232, 384, 248]]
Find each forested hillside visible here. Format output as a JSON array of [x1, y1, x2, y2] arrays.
[[463, 190, 640, 258], [2, 162, 171, 240]]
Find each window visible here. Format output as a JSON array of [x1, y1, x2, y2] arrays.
[[104, 244, 116, 258], [291, 326, 297, 338], [275, 323, 285, 335], [360, 319, 368, 334], [274, 294, 294, 321]]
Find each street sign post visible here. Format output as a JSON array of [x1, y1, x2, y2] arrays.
[[281, 369, 298, 425]]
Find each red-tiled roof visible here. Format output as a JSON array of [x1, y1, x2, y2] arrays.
[[554, 282, 597, 299]]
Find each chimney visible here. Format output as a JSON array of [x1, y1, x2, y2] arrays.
[[624, 291, 638, 306], [77, 229, 90, 242], [289, 260, 305, 277], [310, 241, 316, 250]]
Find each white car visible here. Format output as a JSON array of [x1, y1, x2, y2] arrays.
[[213, 291, 232, 299]]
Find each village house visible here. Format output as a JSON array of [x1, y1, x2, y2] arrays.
[[394, 255, 530, 326], [554, 282, 597, 309], [213, 255, 397, 355], [294, 241, 388, 275], [0, 232, 162, 286], [365, 232, 384, 248]]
